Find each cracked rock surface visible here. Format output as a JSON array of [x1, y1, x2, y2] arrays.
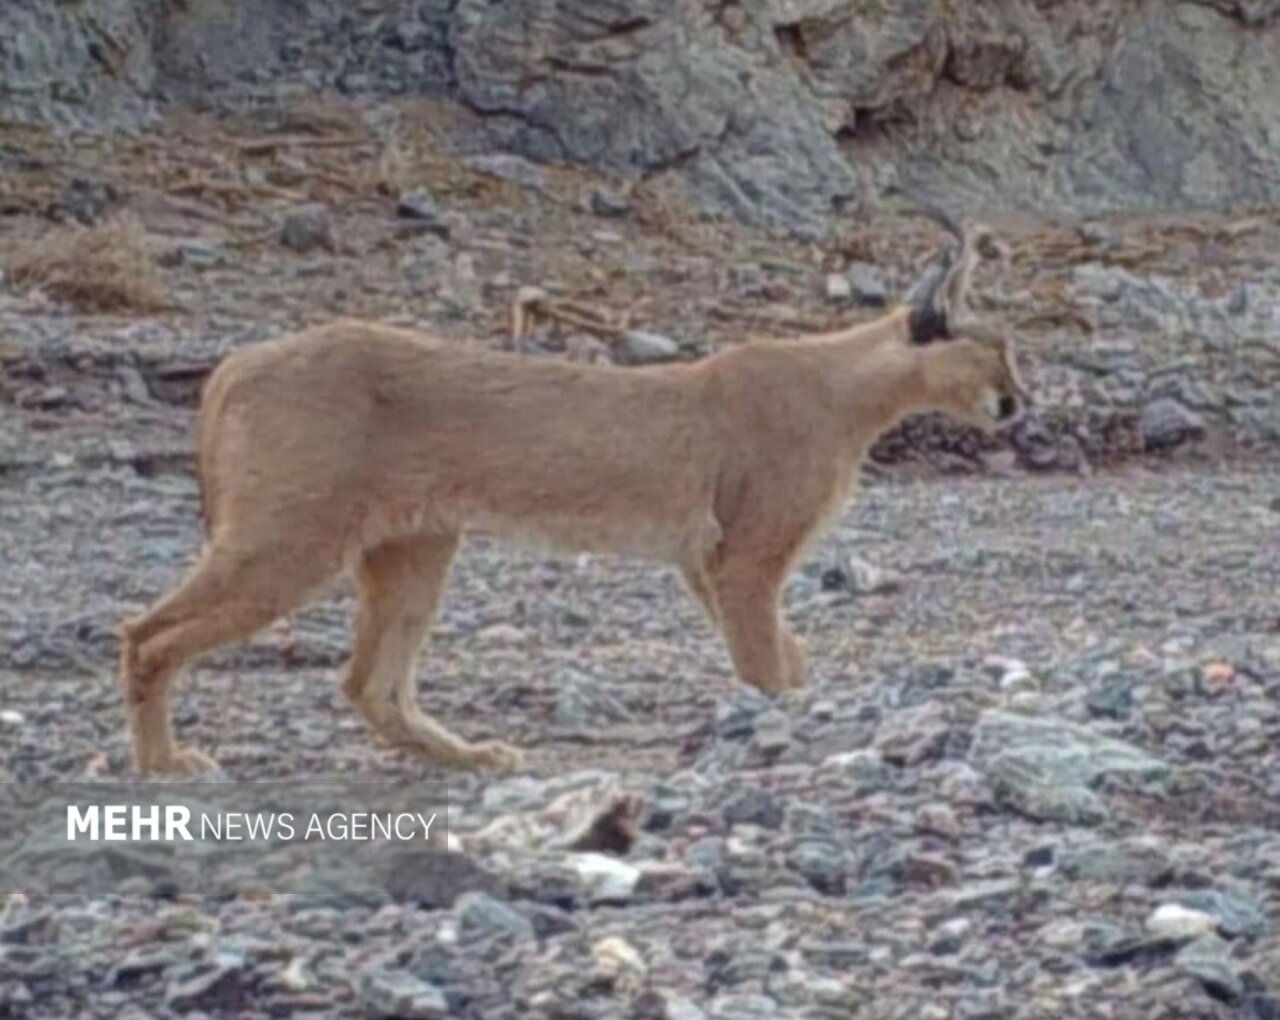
[[4, 0, 1280, 233]]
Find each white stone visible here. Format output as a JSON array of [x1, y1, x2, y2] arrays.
[[570, 852, 641, 902], [1146, 903, 1218, 940], [592, 936, 647, 978], [825, 273, 852, 302]]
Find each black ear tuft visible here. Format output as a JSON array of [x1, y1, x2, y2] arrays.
[[908, 302, 950, 344], [905, 248, 955, 344]]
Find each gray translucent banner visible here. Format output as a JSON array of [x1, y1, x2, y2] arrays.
[[0, 782, 453, 901]]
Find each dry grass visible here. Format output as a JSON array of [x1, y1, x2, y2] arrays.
[[6, 214, 172, 313]]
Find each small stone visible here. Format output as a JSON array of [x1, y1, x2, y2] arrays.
[[360, 969, 449, 1020], [722, 787, 784, 830], [395, 189, 434, 218], [454, 891, 534, 942], [748, 709, 792, 761], [825, 273, 853, 302], [982, 449, 1018, 476], [158, 240, 231, 270], [589, 188, 631, 217], [971, 710, 1170, 825], [386, 18, 431, 51], [592, 936, 647, 979], [652, 994, 708, 1020], [552, 668, 631, 726], [615, 329, 680, 365], [709, 993, 779, 1020], [929, 916, 973, 955], [164, 952, 248, 1010], [0, 710, 24, 727], [845, 262, 889, 306], [279, 205, 335, 254], [395, 189, 449, 238], [1146, 903, 1218, 941], [985, 655, 1037, 694], [643, 783, 689, 833], [845, 555, 903, 595], [1175, 934, 1244, 1001], [787, 840, 847, 895], [1247, 995, 1280, 1020], [820, 567, 848, 592], [1086, 678, 1134, 720], [821, 750, 894, 794], [464, 153, 546, 191], [716, 691, 771, 741], [0, 982, 32, 1009], [116, 366, 152, 405], [30, 386, 70, 409], [1059, 839, 1172, 886], [474, 623, 525, 647], [1199, 661, 1236, 695], [809, 699, 837, 721], [1037, 919, 1086, 950], [915, 803, 960, 839], [685, 836, 726, 875], [1141, 397, 1205, 451], [1175, 890, 1267, 939], [876, 701, 952, 767], [273, 957, 309, 993], [569, 852, 641, 903]]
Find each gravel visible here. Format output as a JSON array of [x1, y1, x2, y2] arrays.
[[1, 111, 1277, 1020]]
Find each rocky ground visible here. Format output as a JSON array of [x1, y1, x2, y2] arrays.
[[1, 102, 1278, 1019]]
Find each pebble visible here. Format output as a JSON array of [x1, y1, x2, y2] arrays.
[[395, 188, 451, 239], [1175, 889, 1267, 939], [569, 853, 641, 903], [660, 995, 710, 1020], [463, 153, 547, 191], [615, 329, 681, 365], [748, 709, 793, 760], [1145, 903, 1218, 941], [361, 969, 450, 1020], [846, 555, 903, 595], [825, 273, 852, 302], [845, 262, 889, 306], [971, 710, 1171, 825], [589, 188, 631, 217], [552, 667, 632, 726], [915, 803, 961, 839], [278, 204, 336, 254], [1141, 397, 1205, 451], [786, 839, 846, 895], [163, 952, 248, 1010], [1175, 934, 1243, 1001], [722, 787, 784, 830], [454, 891, 535, 942], [396, 187, 441, 221], [709, 993, 779, 1019], [592, 936, 647, 979]]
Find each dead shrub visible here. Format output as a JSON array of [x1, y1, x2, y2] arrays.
[[6, 214, 172, 313]]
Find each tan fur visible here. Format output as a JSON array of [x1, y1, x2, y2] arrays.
[[119, 221, 1028, 775]]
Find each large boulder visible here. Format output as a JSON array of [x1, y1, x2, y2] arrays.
[[2, 0, 1279, 233]]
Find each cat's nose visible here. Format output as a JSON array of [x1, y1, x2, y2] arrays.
[[998, 394, 1020, 421]]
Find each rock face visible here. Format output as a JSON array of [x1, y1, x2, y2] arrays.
[[3, 1, 1279, 233]]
